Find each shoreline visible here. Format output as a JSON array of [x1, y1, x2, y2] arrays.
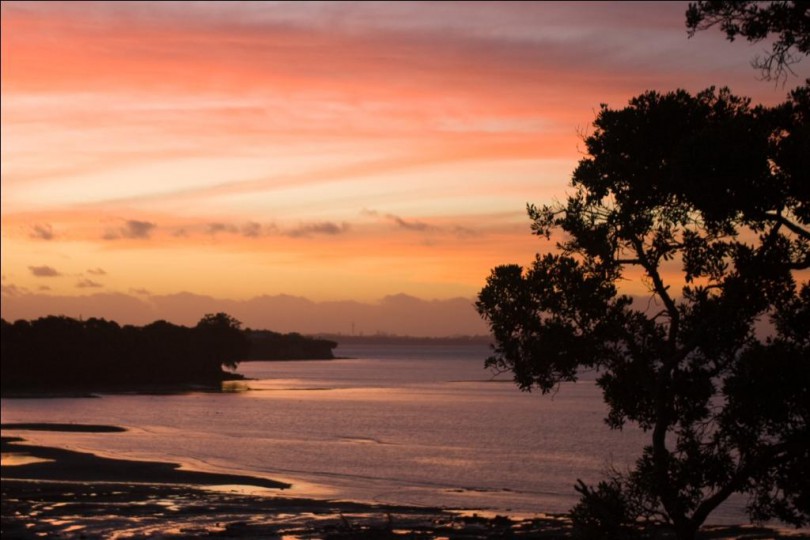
[[2, 425, 808, 539], [1, 434, 290, 490], [0, 380, 243, 399], [1, 427, 565, 538]]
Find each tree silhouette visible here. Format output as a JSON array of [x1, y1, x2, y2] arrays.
[[477, 86, 809, 540], [686, 1, 810, 84], [194, 312, 249, 371], [1, 313, 250, 390]]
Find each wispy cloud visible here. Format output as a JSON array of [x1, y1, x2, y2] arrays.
[[241, 221, 265, 238], [76, 278, 103, 289], [286, 222, 350, 238], [362, 209, 485, 239], [206, 221, 274, 238], [87, 267, 107, 275], [130, 287, 151, 295], [386, 214, 433, 232], [103, 219, 156, 240], [451, 225, 481, 238], [29, 265, 61, 277], [30, 224, 55, 240], [2, 283, 29, 297], [206, 222, 239, 235]]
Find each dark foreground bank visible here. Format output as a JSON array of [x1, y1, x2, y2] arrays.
[[1, 427, 807, 539]]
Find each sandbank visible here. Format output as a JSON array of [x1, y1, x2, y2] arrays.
[[1, 424, 807, 539]]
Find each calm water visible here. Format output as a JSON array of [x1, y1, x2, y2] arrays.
[[1, 343, 747, 523]]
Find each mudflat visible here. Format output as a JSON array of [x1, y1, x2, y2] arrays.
[[1, 424, 806, 539]]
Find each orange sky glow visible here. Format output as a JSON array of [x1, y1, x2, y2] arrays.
[[2, 1, 806, 335]]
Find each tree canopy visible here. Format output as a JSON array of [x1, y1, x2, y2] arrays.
[[477, 85, 809, 539], [1, 313, 249, 390], [686, 1, 810, 84]]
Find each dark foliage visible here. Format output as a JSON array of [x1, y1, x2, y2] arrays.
[[571, 478, 644, 540], [477, 85, 809, 540], [245, 330, 336, 360], [0, 313, 248, 391], [686, 1, 810, 84]]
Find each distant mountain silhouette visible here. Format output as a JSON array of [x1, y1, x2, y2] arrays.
[[0, 291, 489, 337]]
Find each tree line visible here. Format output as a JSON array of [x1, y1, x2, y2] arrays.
[[244, 330, 337, 361], [0, 313, 333, 391]]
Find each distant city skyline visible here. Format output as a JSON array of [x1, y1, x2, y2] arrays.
[[2, 1, 806, 333]]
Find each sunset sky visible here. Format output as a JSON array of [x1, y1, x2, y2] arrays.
[[1, 1, 806, 335]]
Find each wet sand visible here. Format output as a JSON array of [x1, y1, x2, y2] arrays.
[[1, 433, 289, 489], [0, 426, 570, 538], [1, 424, 807, 539]]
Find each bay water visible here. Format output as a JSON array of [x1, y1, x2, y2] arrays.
[[1, 342, 748, 523]]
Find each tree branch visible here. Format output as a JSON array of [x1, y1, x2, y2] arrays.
[[762, 211, 810, 241], [691, 439, 810, 526], [631, 237, 680, 345]]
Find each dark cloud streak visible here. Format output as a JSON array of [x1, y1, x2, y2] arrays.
[[387, 214, 432, 231], [29, 265, 61, 277], [286, 222, 349, 238], [206, 222, 239, 235], [241, 221, 264, 238], [30, 224, 55, 240], [103, 220, 156, 240]]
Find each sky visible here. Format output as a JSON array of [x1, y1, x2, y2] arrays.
[[1, 1, 806, 335]]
